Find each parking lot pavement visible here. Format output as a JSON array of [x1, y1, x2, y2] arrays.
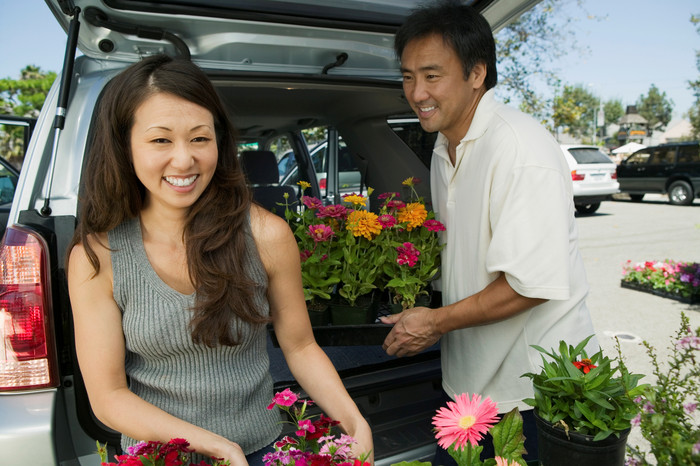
[[574, 194, 700, 453]]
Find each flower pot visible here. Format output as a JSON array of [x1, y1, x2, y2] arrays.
[[534, 411, 630, 466], [307, 300, 331, 326], [330, 293, 377, 325]]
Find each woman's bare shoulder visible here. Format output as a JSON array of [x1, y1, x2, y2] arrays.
[[68, 231, 111, 276]]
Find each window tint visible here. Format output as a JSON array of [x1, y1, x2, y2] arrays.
[[650, 148, 675, 164], [625, 151, 651, 165], [678, 144, 700, 163], [0, 162, 17, 205], [568, 147, 613, 164], [388, 118, 437, 167]]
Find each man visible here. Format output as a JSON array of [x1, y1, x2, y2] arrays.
[[380, 1, 597, 463]]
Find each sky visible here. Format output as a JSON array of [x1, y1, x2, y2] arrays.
[[1, 0, 698, 119]]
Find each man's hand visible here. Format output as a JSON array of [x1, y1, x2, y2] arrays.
[[380, 306, 442, 357]]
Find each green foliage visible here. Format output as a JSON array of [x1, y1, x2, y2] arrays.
[[0, 65, 56, 117], [626, 313, 700, 465], [487, 409, 528, 466], [522, 335, 647, 442], [603, 99, 624, 126], [636, 84, 674, 130], [552, 84, 598, 138], [1, 65, 56, 167], [283, 192, 342, 304]]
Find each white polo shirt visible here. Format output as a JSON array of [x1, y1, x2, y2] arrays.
[[430, 89, 597, 413]]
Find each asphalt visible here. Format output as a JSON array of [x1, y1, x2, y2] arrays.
[[574, 193, 700, 453]]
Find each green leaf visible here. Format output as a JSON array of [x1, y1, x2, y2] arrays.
[[491, 408, 527, 462]]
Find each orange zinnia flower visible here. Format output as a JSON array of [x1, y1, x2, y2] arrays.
[[398, 202, 428, 231], [346, 210, 382, 240], [573, 358, 597, 374]]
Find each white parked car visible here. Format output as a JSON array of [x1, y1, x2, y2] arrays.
[[560, 144, 620, 214]]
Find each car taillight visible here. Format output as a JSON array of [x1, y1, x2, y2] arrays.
[[571, 170, 585, 181], [0, 226, 58, 391], [611, 172, 617, 180], [319, 178, 327, 190]]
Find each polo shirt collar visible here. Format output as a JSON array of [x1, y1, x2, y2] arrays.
[[434, 88, 498, 158]]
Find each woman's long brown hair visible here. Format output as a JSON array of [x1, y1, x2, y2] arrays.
[[69, 54, 267, 346]]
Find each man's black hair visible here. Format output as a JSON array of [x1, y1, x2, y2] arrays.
[[394, 0, 497, 89]]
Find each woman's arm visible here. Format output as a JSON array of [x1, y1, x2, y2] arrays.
[[251, 207, 373, 462], [67, 236, 248, 465]]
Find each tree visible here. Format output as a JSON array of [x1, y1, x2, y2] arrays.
[[688, 14, 700, 139], [0, 65, 56, 167], [0, 65, 56, 118], [552, 84, 598, 139], [636, 84, 674, 131], [495, 0, 590, 124], [603, 99, 624, 127]]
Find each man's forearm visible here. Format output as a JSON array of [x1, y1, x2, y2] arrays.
[[434, 273, 547, 334]]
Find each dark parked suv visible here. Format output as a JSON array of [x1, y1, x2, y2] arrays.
[[0, 0, 534, 465], [616, 141, 700, 205]]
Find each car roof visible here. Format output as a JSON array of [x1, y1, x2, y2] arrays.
[[46, 0, 542, 78]]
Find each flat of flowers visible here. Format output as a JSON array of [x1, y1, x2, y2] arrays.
[[268, 324, 392, 347], [620, 280, 700, 304]]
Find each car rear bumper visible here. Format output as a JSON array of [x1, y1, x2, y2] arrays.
[[574, 194, 614, 205], [0, 390, 57, 464]]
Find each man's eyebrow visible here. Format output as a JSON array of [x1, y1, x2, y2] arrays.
[[400, 64, 445, 74]]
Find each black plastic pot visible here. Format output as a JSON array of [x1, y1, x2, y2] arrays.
[[534, 412, 630, 466]]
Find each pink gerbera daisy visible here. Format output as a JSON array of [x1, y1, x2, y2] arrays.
[[432, 392, 499, 449]]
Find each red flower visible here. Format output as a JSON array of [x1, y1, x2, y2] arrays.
[[573, 358, 597, 374], [423, 219, 446, 232]]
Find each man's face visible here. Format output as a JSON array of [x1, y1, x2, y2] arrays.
[[400, 33, 485, 144]]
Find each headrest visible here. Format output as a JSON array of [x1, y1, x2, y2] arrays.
[[239, 150, 279, 185]]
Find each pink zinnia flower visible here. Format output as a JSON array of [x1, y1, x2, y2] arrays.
[[317, 204, 347, 219], [423, 219, 446, 232], [268, 388, 298, 409], [396, 242, 420, 267], [307, 224, 335, 243], [378, 214, 397, 228], [302, 195, 323, 210], [378, 191, 400, 200], [432, 392, 499, 449], [386, 199, 406, 211]]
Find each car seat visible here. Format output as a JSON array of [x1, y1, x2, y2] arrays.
[[239, 150, 297, 217]]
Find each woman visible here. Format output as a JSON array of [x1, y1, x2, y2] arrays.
[[67, 54, 372, 465]]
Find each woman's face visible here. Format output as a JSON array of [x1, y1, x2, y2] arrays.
[[130, 92, 218, 214]]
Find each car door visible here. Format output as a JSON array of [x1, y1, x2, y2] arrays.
[[646, 146, 676, 192], [618, 149, 652, 192]]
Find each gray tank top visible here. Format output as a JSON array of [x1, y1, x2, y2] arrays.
[[108, 216, 281, 455]]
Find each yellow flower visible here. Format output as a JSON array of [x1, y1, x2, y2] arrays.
[[367, 187, 375, 196], [297, 180, 312, 191], [346, 210, 382, 240], [398, 202, 428, 231], [343, 194, 368, 207], [402, 177, 418, 187]]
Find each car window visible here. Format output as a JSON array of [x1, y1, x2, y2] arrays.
[[0, 162, 18, 205], [389, 118, 437, 168], [568, 147, 613, 164], [625, 151, 651, 165], [648, 148, 674, 165], [678, 144, 700, 163]]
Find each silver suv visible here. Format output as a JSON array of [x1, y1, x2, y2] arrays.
[[1, 1, 535, 464]]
